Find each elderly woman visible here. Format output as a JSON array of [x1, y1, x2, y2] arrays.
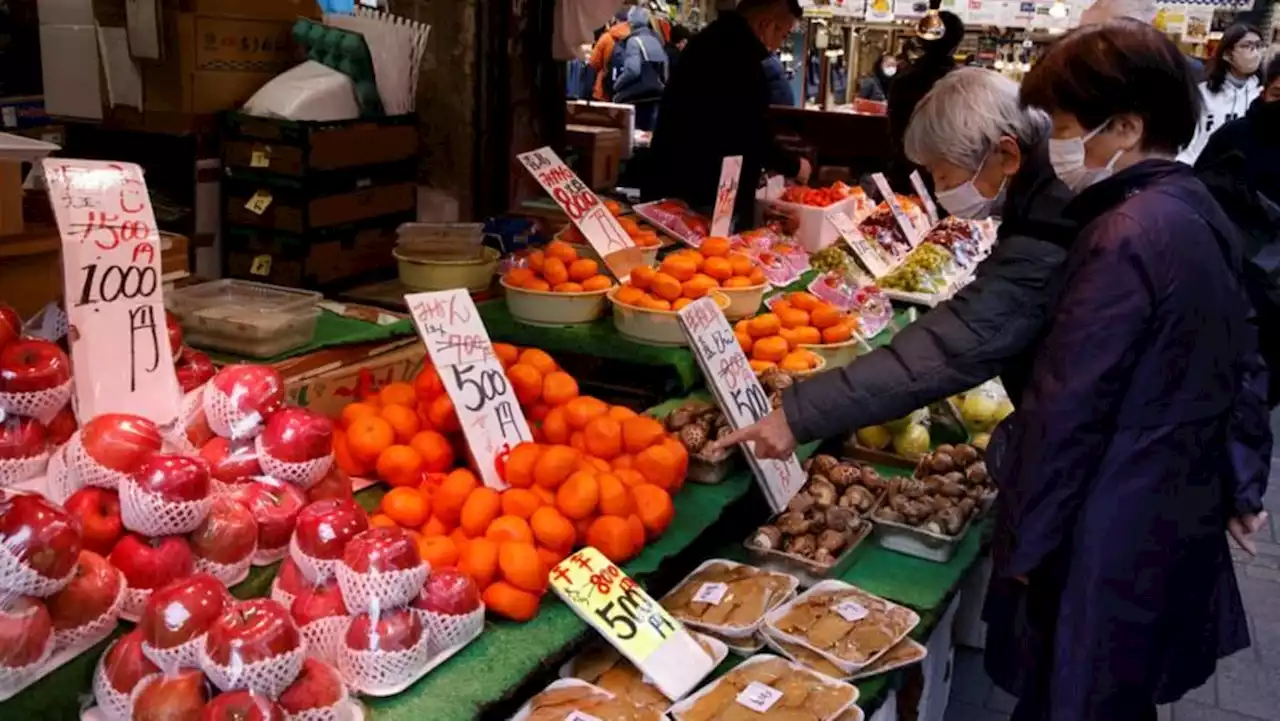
[[716, 67, 1075, 456]]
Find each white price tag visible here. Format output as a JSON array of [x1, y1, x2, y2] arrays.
[[250, 148, 270, 168], [711, 155, 742, 237], [42, 159, 182, 426], [909, 171, 941, 226], [871, 173, 921, 247], [565, 711, 603, 721], [693, 582, 729, 605], [835, 600, 869, 622], [828, 211, 894, 279], [517, 147, 641, 280], [405, 290, 533, 489], [736, 681, 784, 712], [676, 297, 804, 512], [245, 190, 272, 215]]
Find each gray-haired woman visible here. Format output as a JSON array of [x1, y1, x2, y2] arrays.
[[714, 67, 1077, 456]]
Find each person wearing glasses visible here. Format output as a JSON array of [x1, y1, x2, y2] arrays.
[[1178, 24, 1264, 164]]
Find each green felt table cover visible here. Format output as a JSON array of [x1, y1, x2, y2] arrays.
[[203, 310, 417, 365]]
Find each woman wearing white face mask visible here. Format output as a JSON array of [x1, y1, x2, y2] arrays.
[[1177, 24, 1264, 165]]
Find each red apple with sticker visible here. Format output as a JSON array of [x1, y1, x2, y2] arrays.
[[0, 596, 52, 668], [289, 579, 348, 627], [342, 526, 421, 575], [412, 568, 481, 616], [0, 303, 19, 352], [200, 690, 284, 721], [100, 629, 160, 696], [210, 365, 285, 424], [140, 573, 229, 651], [132, 454, 211, 504], [278, 657, 345, 715], [0, 492, 82, 581], [190, 496, 257, 566], [294, 499, 368, 562], [204, 599, 301, 669], [109, 533, 194, 591], [0, 337, 71, 392], [132, 668, 209, 721], [344, 606, 422, 652], [64, 487, 123, 555], [0, 416, 47, 460], [81, 413, 163, 473], [228, 481, 305, 552], [45, 550, 121, 630]]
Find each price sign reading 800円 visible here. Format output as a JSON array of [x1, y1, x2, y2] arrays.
[[676, 297, 804, 512], [405, 290, 532, 489]]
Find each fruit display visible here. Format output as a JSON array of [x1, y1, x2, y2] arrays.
[[564, 633, 726, 717], [763, 581, 919, 674], [735, 292, 858, 374], [869, 443, 993, 538], [503, 241, 617, 294], [809, 245, 858, 275], [634, 198, 711, 246], [920, 216, 995, 269], [0, 307, 73, 486], [857, 197, 927, 265], [848, 404, 968, 462], [950, 379, 1013, 439], [517, 678, 665, 721], [560, 214, 663, 248], [613, 241, 765, 313], [779, 181, 861, 208], [879, 243, 956, 294], [663, 400, 739, 483], [660, 560, 798, 636], [668, 655, 858, 721]]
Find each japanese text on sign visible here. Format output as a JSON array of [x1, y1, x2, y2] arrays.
[[909, 171, 940, 226], [871, 173, 922, 248], [405, 290, 532, 489], [677, 297, 804, 512], [43, 159, 182, 426], [550, 547, 714, 700], [829, 211, 894, 278], [711, 156, 742, 237]]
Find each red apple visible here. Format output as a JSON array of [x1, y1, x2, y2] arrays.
[[184, 409, 216, 450], [165, 312, 183, 362], [342, 527, 420, 575], [289, 580, 347, 627], [276, 557, 307, 598], [259, 408, 333, 463], [199, 438, 262, 485], [0, 304, 19, 352], [132, 668, 209, 721], [0, 416, 47, 460], [307, 466, 354, 503], [132, 454, 211, 504], [109, 534, 194, 591], [81, 413, 163, 473], [228, 481, 305, 552], [101, 628, 159, 695], [278, 657, 344, 714], [190, 497, 257, 566], [0, 492, 81, 580], [45, 405, 77, 446], [294, 499, 368, 561], [140, 573, 229, 650], [176, 348, 216, 395], [0, 338, 71, 393], [0, 596, 52, 668], [210, 365, 285, 423], [64, 487, 123, 555], [204, 599, 301, 668], [46, 550, 121, 630], [199, 691, 284, 721], [344, 606, 422, 652], [412, 568, 481, 616]]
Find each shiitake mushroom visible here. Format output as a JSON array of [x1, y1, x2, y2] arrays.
[[751, 525, 783, 550], [776, 511, 811, 535], [838, 486, 876, 513], [859, 468, 885, 491], [930, 452, 956, 474], [875, 507, 905, 523], [966, 461, 989, 484], [817, 529, 847, 553], [953, 444, 980, 466], [813, 547, 838, 565], [807, 479, 838, 508], [783, 534, 817, 556], [936, 507, 966, 535], [787, 492, 816, 514], [825, 507, 858, 532], [827, 463, 860, 488], [934, 443, 956, 456], [811, 454, 840, 475]]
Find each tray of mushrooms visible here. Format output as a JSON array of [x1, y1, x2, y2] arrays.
[[743, 454, 890, 583], [664, 400, 740, 484], [869, 442, 996, 563]]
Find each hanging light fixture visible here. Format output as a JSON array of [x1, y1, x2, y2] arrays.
[[917, 0, 945, 40], [1048, 0, 1068, 18]]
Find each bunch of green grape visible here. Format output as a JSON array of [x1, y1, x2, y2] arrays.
[[881, 244, 954, 292], [811, 245, 854, 273]]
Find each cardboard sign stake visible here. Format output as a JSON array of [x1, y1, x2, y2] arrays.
[[871, 173, 922, 247], [710, 155, 743, 237]]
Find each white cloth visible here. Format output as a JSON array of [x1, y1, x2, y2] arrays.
[[554, 0, 625, 61], [1177, 76, 1262, 165]]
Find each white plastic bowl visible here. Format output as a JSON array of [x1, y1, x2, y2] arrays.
[[799, 337, 862, 369], [395, 246, 499, 292], [501, 278, 613, 326], [718, 281, 768, 321], [607, 288, 730, 347]]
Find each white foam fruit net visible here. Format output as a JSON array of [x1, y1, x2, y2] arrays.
[[285, 690, 353, 721], [254, 544, 289, 567], [141, 633, 206, 676], [416, 606, 485, 656], [335, 563, 429, 615], [0, 380, 73, 424], [199, 642, 306, 698], [194, 551, 255, 587], [93, 647, 156, 721], [0, 633, 54, 698], [269, 579, 296, 611], [162, 389, 206, 455], [203, 385, 266, 441], [119, 475, 212, 536], [120, 587, 153, 621], [52, 570, 126, 652], [300, 616, 350, 668], [43, 445, 77, 503], [288, 537, 340, 585], [0, 540, 75, 598], [338, 624, 432, 695], [0, 452, 49, 489], [256, 437, 334, 489], [65, 432, 131, 490]]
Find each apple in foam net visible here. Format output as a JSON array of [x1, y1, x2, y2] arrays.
[[190, 496, 258, 566], [200, 437, 262, 485], [0, 415, 47, 460], [44, 405, 77, 446], [175, 347, 216, 396], [64, 488, 124, 556], [109, 533, 194, 591], [140, 573, 229, 650], [132, 454, 211, 504], [228, 481, 306, 552], [293, 499, 368, 561], [45, 550, 122, 630], [81, 413, 163, 473], [0, 596, 52, 668], [102, 628, 160, 695], [211, 364, 285, 424], [342, 526, 421, 575], [200, 690, 285, 721], [132, 668, 209, 721], [184, 409, 217, 451], [344, 605, 422, 653], [0, 492, 82, 580], [306, 466, 354, 504], [204, 598, 301, 668], [278, 657, 345, 714], [260, 408, 333, 463], [0, 337, 71, 393], [289, 579, 348, 627], [0, 303, 20, 352], [412, 568, 481, 616], [275, 557, 308, 598]]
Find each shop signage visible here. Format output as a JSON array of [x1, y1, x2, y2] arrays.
[[549, 546, 714, 700], [909, 171, 940, 226], [871, 173, 922, 247], [517, 146, 643, 281], [828, 210, 893, 278], [43, 159, 182, 425], [711, 155, 742, 237], [404, 289, 532, 489], [676, 297, 804, 512]]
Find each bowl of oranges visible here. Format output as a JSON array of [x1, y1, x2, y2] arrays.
[[557, 217, 663, 267], [501, 241, 617, 326], [608, 285, 731, 347], [736, 292, 862, 374]]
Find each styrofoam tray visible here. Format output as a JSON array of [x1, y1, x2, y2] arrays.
[[510, 677, 668, 721], [350, 619, 482, 697], [849, 638, 927, 681], [762, 579, 920, 675], [558, 631, 728, 708], [660, 559, 799, 639], [667, 654, 858, 721]]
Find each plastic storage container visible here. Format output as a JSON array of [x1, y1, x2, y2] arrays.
[[167, 280, 322, 358]]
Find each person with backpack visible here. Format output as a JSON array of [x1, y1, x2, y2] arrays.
[[609, 7, 670, 131], [588, 10, 631, 101], [1177, 24, 1264, 165]]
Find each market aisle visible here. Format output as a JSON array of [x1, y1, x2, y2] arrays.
[[945, 449, 1280, 721]]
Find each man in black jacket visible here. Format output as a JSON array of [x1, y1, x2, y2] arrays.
[[643, 0, 809, 226]]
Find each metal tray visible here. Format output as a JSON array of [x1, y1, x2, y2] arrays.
[[870, 492, 996, 563], [744, 518, 873, 588], [686, 449, 738, 484]]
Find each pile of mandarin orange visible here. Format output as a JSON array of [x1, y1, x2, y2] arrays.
[[504, 240, 615, 294], [736, 291, 859, 373], [562, 214, 662, 248], [346, 344, 682, 622], [614, 237, 766, 312]]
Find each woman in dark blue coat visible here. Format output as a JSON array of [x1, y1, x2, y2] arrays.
[[984, 20, 1271, 721]]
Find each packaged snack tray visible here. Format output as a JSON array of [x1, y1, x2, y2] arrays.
[[513, 678, 667, 721], [561, 631, 729, 713], [660, 560, 799, 639], [763, 580, 920, 675], [668, 654, 859, 721]]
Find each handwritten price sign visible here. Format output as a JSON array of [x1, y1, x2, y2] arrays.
[[43, 159, 182, 426], [871, 173, 922, 248], [711, 155, 742, 237], [909, 171, 941, 226], [829, 211, 893, 279], [516, 147, 642, 281], [405, 290, 532, 489], [676, 297, 804, 512], [550, 547, 714, 700]]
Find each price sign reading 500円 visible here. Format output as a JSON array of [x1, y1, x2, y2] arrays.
[[405, 290, 532, 489], [549, 547, 715, 700], [43, 159, 182, 426], [676, 297, 804, 512]]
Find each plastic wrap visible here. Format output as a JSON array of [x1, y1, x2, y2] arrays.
[[255, 408, 336, 489], [0, 492, 82, 598], [659, 559, 798, 639], [668, 654, 859, 721], [119, 454, 212, 536], [337, 602, 431, 696], [408, 568, 484, 654], [227, 480, 308, 564], [0, 596, 56, 697], [289, 499, 370, 584], [70, 414, 165, 491], [201, 364, 287, 440], [762, 580, 920, 675], [278, 657, 351, 720], [138, 574, 230, 674], [128, 667, 211, 720], [335, 527, 428, 614], [634, 198, 710, 247], [0, 413, 50, 488], [199, 598, 305, 697], [46, 550, 125, 649], [93, 630, 161, 720], [201, 690, 288, 720], [174, 347, 216, 395], [0, 337, 74, 425], [291, 579, 350, 666], [190, 496, 258, 585]]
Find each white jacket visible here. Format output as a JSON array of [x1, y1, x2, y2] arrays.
[[1178, 76, 1262, 165]]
